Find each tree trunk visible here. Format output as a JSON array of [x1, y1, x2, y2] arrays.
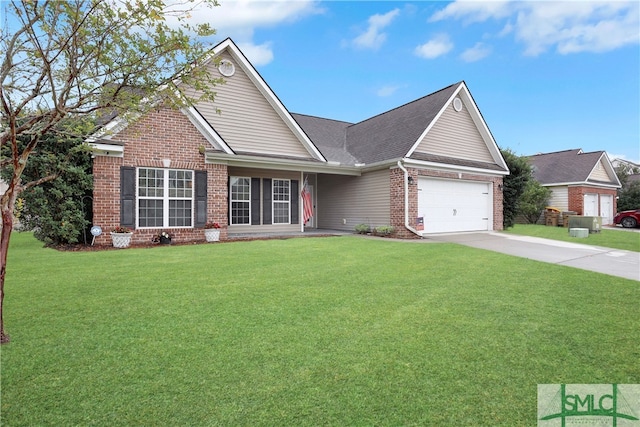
[[0, 194, 15, 344]]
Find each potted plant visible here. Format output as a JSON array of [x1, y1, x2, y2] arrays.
[[204, 222, 221, 242], [152, 230, 172, 245], [110, 226, 133, 248]]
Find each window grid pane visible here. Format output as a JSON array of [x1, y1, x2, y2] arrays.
[[272, 179, 290, 224], [230, 177, 250, 225], [169, 200, 192, 227], [169, 170, 193, 198], [139, 169, 164, 198], [139, 199, 164, 227]]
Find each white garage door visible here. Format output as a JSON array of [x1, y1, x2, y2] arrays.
[[418, 178, 491, 233], [583, 194, 598, 216], [600, 194, 613, 224]]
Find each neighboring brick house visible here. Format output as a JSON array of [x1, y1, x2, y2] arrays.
[[89, 38, 509, 245], [527, 149, 621, 224]]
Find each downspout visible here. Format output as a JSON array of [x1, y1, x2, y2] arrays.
[[397, 160, 421, 237]]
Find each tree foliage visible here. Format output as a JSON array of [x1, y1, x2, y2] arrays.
[[617, 181, 640, 212], [518, 179, 552, 224], [0, 0, 220, 343], [2, 129, 93, 245], [501, 148, 533, 228]]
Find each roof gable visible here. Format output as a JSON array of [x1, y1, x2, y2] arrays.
[[528, 149, 621, 187], [185, 39, 326, 162], [344, 83, 460, 165]]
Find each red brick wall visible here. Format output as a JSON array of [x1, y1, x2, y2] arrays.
[[92, 107, 228, 246], [390, 167, 504, 238], [567, 186, 618, 216]]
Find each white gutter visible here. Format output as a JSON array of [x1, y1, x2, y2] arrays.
[[397, 160, 422, 237]]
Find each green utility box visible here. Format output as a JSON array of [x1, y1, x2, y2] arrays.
[[567, 216, 602, 233]]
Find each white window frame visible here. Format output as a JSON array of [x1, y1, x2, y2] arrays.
[[272, 178, 291, 225], [230, 176, 251, 225], [137, 168, 194, 229]]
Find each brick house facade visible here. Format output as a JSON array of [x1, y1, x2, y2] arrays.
[[90, 38, 509, 245]]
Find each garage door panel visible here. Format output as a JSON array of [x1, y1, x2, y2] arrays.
[[418, 178, 491, 233]]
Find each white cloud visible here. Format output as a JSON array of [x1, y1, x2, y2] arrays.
[[376, 84, 406, 97], [460, 42, 492, 62], [352, 9, 400, 50], [164, 0, 324, 65], [430, 1, 639, 56], [238, 41, 274, 66], [414, 34, 454, 59]]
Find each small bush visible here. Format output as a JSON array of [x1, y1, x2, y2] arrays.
[[354, 223, 370, 234], [374, 225, 394, 236]]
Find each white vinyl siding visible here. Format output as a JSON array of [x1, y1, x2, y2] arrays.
[[317, 169, 390, 231], [415, 102, 494, 163], [547, 186, 569, 211], [187, 53, 312, 159], [589, 159, 612, 182]]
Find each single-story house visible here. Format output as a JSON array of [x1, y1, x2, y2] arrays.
[[527, 149, 621, 224], [89, 38, 509, 245]]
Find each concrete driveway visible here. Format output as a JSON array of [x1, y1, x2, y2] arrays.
[[427, 232, 640, 281]]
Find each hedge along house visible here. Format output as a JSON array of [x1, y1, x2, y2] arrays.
[[527, 149, 621, 224], [88, 38, 509, 245]]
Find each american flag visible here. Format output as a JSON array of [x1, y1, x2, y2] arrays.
[[301, 181, 313, 224]]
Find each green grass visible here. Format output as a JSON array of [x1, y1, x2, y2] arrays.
[[2, 232, 639, 426], [505, 224, 640, 252]]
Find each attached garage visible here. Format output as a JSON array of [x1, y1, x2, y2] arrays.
[[418, 177, 492, 233]]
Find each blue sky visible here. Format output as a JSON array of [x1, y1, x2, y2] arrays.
[[194, 0, 639, 164]]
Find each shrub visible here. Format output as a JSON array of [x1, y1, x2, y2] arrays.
[[354, 223, 370, 234], [374, 225, 394, 236]]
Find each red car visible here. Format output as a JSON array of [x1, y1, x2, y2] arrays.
[[613, 209, 640, 228]]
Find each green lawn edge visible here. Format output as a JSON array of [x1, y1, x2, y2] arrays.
[[504, 224, 640, 252]]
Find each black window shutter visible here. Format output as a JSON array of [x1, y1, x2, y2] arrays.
[[194, 170, 207, 228], [291, 180, 299, 224], [251, 178, 261, 225], [263, 178, 272, 225], [120, 166, 136, 228]]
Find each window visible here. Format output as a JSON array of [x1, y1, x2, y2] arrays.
[[273, 179, 290, 224], [138, 168, 193, 228], [230, 177, 250, 225]]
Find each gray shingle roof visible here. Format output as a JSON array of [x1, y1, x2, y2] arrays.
[[291, 82, 463, 166], [290, 114, 357, 165], [527, 149, 612, 184]]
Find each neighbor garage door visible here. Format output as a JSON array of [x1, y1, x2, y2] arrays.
[[418, 178, 491, 233]]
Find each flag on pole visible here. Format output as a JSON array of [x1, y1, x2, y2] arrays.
[[301, 178, 313, 225]]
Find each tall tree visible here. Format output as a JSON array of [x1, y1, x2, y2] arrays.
[[501, 148, 533, 228], [0, 0, 221, 343]]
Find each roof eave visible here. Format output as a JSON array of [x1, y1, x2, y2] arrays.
[[205, 152, 361, 176], [403, 157, 509, 176]]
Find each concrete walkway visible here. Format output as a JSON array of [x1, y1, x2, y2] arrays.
[[427, 232, 640, 282]]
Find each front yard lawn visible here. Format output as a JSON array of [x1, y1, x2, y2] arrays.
[[2, 233, 638, 426], [505, 224, 640, 252]]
